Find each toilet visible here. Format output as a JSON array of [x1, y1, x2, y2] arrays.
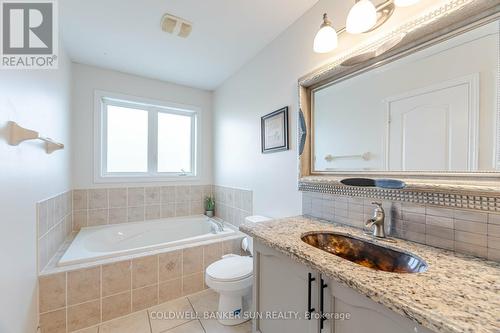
[[205, 215, 271, 326]]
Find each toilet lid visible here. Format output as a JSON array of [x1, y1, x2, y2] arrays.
[[206, 256, 253, 282]]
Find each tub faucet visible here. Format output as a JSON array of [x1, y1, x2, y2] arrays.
[[211, 219, 224, 233], [365, 202, 386, 238]]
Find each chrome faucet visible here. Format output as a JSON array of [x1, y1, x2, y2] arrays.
[[210, 219, 224, 233], [365, 202, 386, 238]]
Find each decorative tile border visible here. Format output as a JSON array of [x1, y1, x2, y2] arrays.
[[299, 181, 500, 213]]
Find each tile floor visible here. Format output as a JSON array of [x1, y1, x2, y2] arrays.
[[74, 289, 252, 333]]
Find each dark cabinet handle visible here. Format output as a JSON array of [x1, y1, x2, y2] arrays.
[[320, 277, 328, 330], [307, 273, 316, 320]]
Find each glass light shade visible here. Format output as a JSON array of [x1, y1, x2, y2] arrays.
[[394, 0, 420, 7], [313, 25, 338, 53], [346, 0, 377, 34]]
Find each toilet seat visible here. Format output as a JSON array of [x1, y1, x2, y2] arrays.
[[206, 255, 253, 282]]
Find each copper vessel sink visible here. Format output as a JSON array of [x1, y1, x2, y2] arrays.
[[301, 232, 428, 273]]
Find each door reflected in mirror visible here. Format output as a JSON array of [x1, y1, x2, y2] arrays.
[[312, 20, 499, 173]]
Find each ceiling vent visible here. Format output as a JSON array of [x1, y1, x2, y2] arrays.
[[161, 14, 192, 38]]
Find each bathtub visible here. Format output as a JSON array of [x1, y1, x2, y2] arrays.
[[58, 215, 236, 266]]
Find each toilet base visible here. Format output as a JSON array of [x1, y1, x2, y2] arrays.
[[217, 293, 251, 326]]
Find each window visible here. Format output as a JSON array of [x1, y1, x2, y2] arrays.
[[95, 91, 198, 182], [106, 104, 149, 173]]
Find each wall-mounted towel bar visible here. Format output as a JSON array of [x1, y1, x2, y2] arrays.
[[324, 152, 371, 162], [7, 121, 64, 154]]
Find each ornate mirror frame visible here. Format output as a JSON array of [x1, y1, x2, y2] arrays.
[[298, 0, 500, 200]]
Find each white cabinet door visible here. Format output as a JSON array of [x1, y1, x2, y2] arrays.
[[327, 279, 435, 333], [254, 242, 319, 333], [387, 76, 478, 171]]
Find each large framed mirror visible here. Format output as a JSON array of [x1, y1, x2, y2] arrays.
[[298, 0, 500, 189]]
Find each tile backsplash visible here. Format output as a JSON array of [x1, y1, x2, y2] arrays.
[[214, 185, 253, 226], [37, 191, 73, 272], [302, 191, 500, 262], [72, 185, 213, 230]]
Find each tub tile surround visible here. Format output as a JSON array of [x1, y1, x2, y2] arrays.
[[302, 191, 500, 262], [37, 191, 73, 272], [37, 184, 252, 273], [72, 185, 214, 230], [37, 185, 252, 271], [214, 185, 253, 226], [38, 237, 246, 332], [37, 185, 215, 273]]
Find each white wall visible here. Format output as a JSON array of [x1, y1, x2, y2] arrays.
[[71, 63, 213, 188], [0, 50, 72, 332], [213, 0, 452, 218]]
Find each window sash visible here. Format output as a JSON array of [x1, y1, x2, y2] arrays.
[[99, 96, 197, 179]]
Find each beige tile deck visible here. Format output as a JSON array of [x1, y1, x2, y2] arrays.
[[187, 289, 218, 313], [201, 319, 252, 333], [188, 290, 252, 333], [93, 289, 252, 333], [99, 311, 150, 333], [73, 326, 99, 333], [164, 320, 205, 333], [149, 297, 195, 333]]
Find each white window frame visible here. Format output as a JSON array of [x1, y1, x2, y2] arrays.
[[93, 90, 200, 183]]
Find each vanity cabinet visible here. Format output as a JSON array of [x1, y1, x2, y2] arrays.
[[253, 241, 434, 333], [325, 278, 434, 333], [253, 241, 319, 333]]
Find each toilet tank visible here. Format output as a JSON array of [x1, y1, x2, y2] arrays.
[[245, 215, 271, 223], [242, 215, 271, 254]]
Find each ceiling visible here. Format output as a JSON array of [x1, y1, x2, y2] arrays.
[[60, 0, 320, 90]]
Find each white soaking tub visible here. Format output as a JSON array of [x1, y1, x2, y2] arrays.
[[58, 215, 235, 266]]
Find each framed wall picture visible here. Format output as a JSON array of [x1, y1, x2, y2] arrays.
[[261, 107, 289, 153]]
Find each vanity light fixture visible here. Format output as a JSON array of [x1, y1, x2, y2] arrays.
[[346, 0, 377, 34], [313, 0, 421, 53], [313, 13, 338, 53]]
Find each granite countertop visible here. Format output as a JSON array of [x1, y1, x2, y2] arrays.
[[240, 216, 500, 333]]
